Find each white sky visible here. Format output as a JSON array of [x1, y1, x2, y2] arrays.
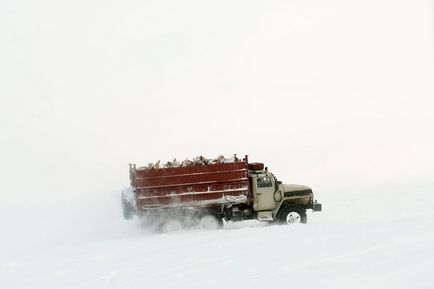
[[0, 0, 433, 207]]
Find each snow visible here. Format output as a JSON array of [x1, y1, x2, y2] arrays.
[[1, 188, 434, 289], [1, 0, 433, 288]]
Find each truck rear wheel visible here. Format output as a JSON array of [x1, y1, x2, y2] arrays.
[[161, 220, 183, 232], [121, 189, 135, 220], [198, 214, 223, 230], [276, 204, 307, 224]]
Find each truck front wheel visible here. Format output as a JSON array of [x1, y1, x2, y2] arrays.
[[276, 204, 307, 224]]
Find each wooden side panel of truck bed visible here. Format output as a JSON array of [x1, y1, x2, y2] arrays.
[[130, 160, 251, 209]]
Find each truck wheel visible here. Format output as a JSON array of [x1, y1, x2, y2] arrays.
[[276, 204, 307, 224], [161, 220, 183, 232], [121, 190, 135, 220], [198, 214, 223, 230]]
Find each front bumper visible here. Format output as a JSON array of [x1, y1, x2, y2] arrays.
[[311, 202, 322, 212]]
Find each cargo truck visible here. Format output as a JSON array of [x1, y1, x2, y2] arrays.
[[121, 155, 321, 229]]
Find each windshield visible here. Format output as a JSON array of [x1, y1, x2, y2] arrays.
[[257, 176, 273, 188]]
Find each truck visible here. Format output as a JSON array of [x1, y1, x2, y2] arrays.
[[121, 155, 321, 229]]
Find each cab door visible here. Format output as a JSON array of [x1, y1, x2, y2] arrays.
[[254, 175, 276, 211]]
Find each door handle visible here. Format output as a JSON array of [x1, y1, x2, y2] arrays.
[[256, 193, 262, 195]]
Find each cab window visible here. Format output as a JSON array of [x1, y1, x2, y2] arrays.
[[257, 176, 272, 188]]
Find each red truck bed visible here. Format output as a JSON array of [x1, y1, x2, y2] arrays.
[[130, 157, 251, 210]]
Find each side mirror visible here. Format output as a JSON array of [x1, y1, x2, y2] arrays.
[[277, 181, 282, 185]]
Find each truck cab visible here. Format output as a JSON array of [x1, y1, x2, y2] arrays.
[[248, 162, 321, 223]]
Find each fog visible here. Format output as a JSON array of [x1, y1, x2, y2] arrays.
[[0, 0, 433, 287]]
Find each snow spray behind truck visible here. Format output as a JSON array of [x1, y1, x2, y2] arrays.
[[121, 155, 321, 229]]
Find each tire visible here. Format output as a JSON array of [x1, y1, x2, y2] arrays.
[[121, 190, 135, 220], [198, 214, 224, 230], [161, 220, 183, 232], [276, 204, 307, 224]]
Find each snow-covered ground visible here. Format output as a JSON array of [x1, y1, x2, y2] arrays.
[[1, 186, 433, 289]]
